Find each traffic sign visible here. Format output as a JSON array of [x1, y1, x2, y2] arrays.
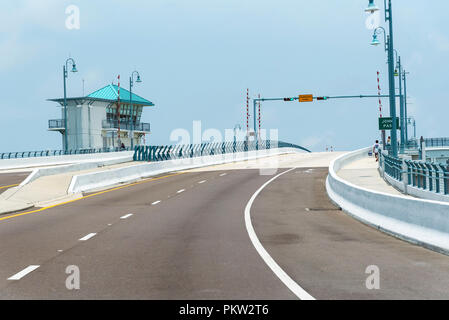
[[299, 94, 313, 102], [379, 117, 400, 130]]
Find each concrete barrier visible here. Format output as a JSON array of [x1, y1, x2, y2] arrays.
[[69, 148, 304, 193], [326, 147, 449, 255], [0, 151, 133, 170], [20, 156, 132, 187]]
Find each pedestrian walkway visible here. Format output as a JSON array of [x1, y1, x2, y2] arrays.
[[0, 161, 137, 215], [337, 155, 409, 196]]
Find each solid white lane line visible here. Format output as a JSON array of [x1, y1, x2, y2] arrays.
[[8, 265, 40, 280], [198, 180, 206, 184], [219, 173, 227, 176], [79, 233, 97, 241], [244, 167, 316, 300], [177, 189, 185, 194], [120, 214, 133, 219], [152, 200, 161, 205]]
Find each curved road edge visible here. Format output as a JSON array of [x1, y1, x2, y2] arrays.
[[326, 147, 449, 255]]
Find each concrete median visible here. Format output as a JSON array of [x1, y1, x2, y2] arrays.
[[69, 148, 304, 193], [0, 151, 133, 171], [326, 147, 449, 255]]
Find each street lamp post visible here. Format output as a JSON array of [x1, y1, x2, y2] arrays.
[[129, 71, 142, 149], [403, 70, 409, 143], [367, 0, 398, 157], [234, 124, 241, 152], [393, 51, 405, 153], [63, 58, 78, 153], [407, 117, 416, 140]]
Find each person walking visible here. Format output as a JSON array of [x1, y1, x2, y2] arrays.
[[373, 140, 380, 162]]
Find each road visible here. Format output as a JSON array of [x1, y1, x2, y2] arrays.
[[0, 172, 29, 191], [0, 158, 448, 299]]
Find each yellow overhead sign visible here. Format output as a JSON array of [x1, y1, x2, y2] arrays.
[[299, 94, 314, 102]]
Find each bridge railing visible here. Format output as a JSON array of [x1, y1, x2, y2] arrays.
[[133, 140, 311, 162], [0, 147, 133, 160], [380, 152, 449, 196]]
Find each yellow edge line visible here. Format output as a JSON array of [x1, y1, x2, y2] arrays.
[[0, 172, 185, 222], [0, 184, 19, 189]]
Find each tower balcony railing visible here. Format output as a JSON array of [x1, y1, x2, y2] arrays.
[[102, 120, 150, 132], [48, 119, 65, 129]]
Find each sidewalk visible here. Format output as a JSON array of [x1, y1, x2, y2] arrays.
[[0, 161, 137, 215], [337, 155, 409, 197]]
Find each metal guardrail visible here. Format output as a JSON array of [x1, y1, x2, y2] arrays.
[[0, 147, 133, 160], [48, 119, 64, 129], [380, 152, 449, 195], [403, 138, 449, 150], [424, 138, 449, 148], [133, 140, 311, 162], [102, 120, 151, 132]]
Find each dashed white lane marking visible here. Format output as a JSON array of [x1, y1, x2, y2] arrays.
[[120, 214, 133, 219], [219, 173, 227, 176], [244, 167, 315, 300], [152, 200, 161, 205], [79, 233, 97, 241], [8, 265, 40, 280], [177, 189, 185, 194], [198, 180, 206, 184]]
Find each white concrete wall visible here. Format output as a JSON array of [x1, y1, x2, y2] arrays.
[[69, 148, 304, 194], [0, 151, 133, 170], [20, 156, 132, 187], [327, 147, 449, 255], [65, 102, 108, 150]]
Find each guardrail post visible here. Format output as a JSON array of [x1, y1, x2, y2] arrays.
[[380, 153, 385, 178], [433, 164, 441, 193], [426, 163, 433, 192], [442, 165, 449, 195], [401, 159, 408, 194]]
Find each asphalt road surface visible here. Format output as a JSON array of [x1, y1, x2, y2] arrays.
[[0, 172, 29, 190], [0, 166, 448, 299]]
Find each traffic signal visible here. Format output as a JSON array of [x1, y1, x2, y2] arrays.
[[283, 98, 294, 101], [316, 96, 328, 101]]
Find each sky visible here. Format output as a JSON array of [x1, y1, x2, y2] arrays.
[[1, 0, 448, 152]]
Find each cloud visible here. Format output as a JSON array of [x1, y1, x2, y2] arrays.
[[299, 131, 336, 149], [0, 0, 67, 71], [428, 32, 449, 52], [0, 35, 40, 71]]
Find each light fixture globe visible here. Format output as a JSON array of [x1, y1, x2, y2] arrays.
[[371, 33, 381, 46], [365, 0, 379, 13]]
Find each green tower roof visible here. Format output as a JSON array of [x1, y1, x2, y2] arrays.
[[87, 84, 154, 106]]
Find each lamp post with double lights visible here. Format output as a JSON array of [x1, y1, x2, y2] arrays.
[[129, 71, 142, 149], [393, 49, 406, 153], [366, 0, 398, 157], [63, 57, 78, 153]]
